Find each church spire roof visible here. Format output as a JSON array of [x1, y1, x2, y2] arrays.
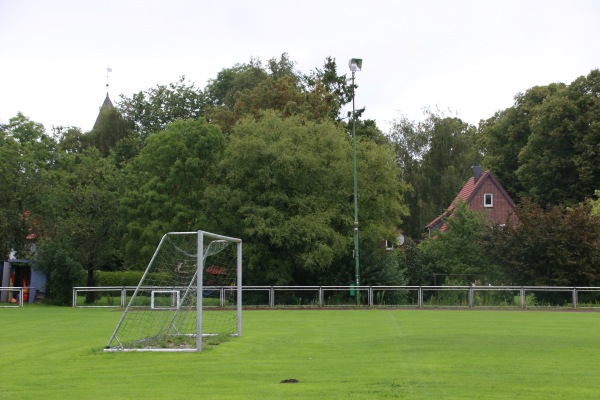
[[93, 92, 116, 130], [101, 92, 114, 109]]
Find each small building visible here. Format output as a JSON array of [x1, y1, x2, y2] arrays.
[[426, 166, 517, 235], [1, 259, 46, 304]]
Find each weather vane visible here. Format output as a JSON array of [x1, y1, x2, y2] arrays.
[[106, 67, 112, 89]]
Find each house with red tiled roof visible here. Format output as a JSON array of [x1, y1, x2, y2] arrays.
[[426, 166, 517, 235]]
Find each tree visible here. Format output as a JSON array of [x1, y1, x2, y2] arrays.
[[360, 247, 407, 287], [53, 126, 87, 154], [121, 118, 225, 268], [204, 111, 408, 285], [207, 57, 339, 134], [210, 75, 341, 134], [205, 58, 269, 110], [206, 55, 359, 134], [479, 84, 562, 201], [267, 52, 301, 84], [0, 128, 21, 259], [516, 70, 600, 205], [481, 199, 600, 286], [87, 105, 133, 157], [118, 76, 206, 140], [35, 240, 85, 305], [351, 118, 388, 144], [0, 113, 56, 259], [591, 190, 600, 216], [231, 76, 305, 117], [418, 201, 494, 285], [304, 56, 354, 121], [571, 70, 600, 194], [389, 110, 481, 238], [398, 238, 434, 286], [35, 148, 123, 302], [420, 112, 481, 216], [481, 69, 600, 205]]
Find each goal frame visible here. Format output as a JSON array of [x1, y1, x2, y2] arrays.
[[104, 230, 242, 352], [196, 231, 243, 351]]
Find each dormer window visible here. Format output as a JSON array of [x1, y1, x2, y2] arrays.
[[484, 193, 493, 208]]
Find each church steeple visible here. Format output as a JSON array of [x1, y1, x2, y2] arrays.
[[93, 92, 115, 130], [101, 92, 114, 109], [89, 67, 131, 157], [93, 68, 114, 130]]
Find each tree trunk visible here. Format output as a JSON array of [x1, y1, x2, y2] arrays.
[[85, 269, 98, 304]]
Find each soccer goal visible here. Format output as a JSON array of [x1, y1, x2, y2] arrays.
[[105, 231, 242, 352]]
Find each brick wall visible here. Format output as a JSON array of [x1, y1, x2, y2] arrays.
[[468, 179, 517, 226]]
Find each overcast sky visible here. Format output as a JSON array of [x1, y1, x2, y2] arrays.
[[1, 0, 599, 134]]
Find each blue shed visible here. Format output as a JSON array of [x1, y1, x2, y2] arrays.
[[1, 259, 47, 303]]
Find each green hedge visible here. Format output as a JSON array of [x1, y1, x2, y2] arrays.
[[93, 271, 172, 287], [94, 271, 145, 286]]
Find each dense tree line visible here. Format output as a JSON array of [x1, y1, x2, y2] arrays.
[[1, 54, 598, 304], [391, 69, 600, 287], [480, 69, 600, 205], [411, 201, 600, 287], [388, 110, 481, 237]]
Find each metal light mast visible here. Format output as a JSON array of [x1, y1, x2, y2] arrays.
[[349, 58, 362, 302]]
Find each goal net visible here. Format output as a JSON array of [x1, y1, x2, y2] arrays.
[[105, 231, 242, 352]]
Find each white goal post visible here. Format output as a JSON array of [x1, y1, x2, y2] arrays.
[[105, 230, 242, 352], [150, 290, 180, 309]]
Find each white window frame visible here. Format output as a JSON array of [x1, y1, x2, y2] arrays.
[[484, 193, 493, 208]]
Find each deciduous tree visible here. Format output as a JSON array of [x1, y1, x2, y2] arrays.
[[206, 55, 359, 134], [205, 58, 269, 110], [118, 76, 206, 140], [481, 199, 600, 286], [418, 202, 494, 284], [36, 148, 124, 302], [120, 118, 224, 268], [591, 190, 600, 216], [0, 113, 56, 259], [389, 110, 481, 238], [204, 111, 408, 285], [481, 69, 600, 205], [479, 84, 562, 200]]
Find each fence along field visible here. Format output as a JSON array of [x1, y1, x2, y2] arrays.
[[73, 285, 600, 309]]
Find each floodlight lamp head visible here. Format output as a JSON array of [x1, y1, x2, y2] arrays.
[[349, 58, 363, 72]]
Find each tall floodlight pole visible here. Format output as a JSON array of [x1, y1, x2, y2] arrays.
[[349, 58, 362, 303]]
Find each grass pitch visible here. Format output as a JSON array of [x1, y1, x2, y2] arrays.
[[1, 305, 599, 399]]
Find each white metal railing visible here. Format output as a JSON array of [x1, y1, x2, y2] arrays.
[[72, 285, 600, 309], [0, 286, 25, 307]]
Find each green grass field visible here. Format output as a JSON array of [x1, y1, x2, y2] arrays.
[[1, 305, 599, 399]]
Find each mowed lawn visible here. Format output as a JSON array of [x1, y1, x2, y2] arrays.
[[1, 306, 599, 399]]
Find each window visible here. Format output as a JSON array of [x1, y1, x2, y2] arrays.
[[484, 193, 493, 208]]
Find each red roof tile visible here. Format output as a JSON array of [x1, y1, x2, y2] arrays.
[[426, 170, 515, 232]]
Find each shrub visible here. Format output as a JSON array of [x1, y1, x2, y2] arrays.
[[95, 270, 145, 286]]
